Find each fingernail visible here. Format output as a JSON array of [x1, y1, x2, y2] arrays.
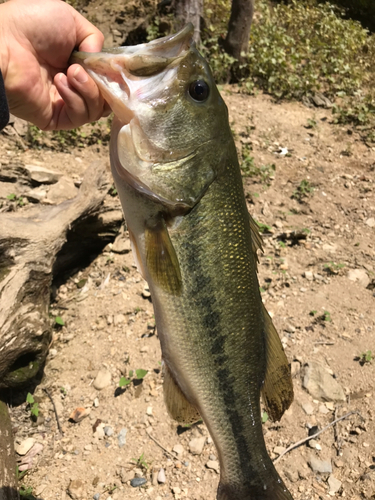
[[73, 67, 88, 84], [58, 73, 69, 87]]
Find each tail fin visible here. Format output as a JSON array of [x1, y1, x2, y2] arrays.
[[217, 481, 294, 500]]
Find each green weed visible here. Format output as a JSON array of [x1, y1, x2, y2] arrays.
[[292, 180, 314, 202], [26, 393, 39, 418]]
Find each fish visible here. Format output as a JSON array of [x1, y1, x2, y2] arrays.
[[71, 24, 294, 500]]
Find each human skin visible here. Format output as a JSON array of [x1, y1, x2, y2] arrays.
[[0, 0, 110, 130]]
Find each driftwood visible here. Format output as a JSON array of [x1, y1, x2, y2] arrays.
[[0, 161, 123, 390], [0, 401, 18, 500]]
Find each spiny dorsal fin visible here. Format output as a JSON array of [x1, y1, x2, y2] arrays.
[[145, 218, 182, 295], [261, 305, 294, 421], [163, 361, 201, 424]]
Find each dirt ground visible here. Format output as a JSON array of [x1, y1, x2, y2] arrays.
[[1, 3, 375, 500]]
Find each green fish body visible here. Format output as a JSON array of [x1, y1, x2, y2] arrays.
[[71, 24, 294, 500]]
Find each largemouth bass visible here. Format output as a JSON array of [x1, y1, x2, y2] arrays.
[[72, 24, 294, 500]]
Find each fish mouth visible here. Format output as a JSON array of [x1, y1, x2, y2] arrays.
[[70, 24, 194, 124]]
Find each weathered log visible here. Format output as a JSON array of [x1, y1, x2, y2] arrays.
[[0, 161, 123, 390], [0, 401, 18, 500]]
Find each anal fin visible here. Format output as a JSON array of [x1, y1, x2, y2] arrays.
[[163, 361, 201, 425], [261, 304, 294, 421]]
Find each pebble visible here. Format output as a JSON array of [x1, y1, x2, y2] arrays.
[[146, 406, 153, 416], [67, 479, 85, 500], [15, 437, 35, 456], [93, 494, 100, 500], [328, 475, 342, 493], [93, 369, 111, 390], [308, 439, 321, 450], [206, 460, 220, 473], [209, 454, 217, 461], [117, 428, 127, 447], [94, 423, 105, 439], [113, 314, 125, 325], [303, 361, 345, 401], [347, 269, 370, 288], [130, 477, 147, 487], [303, 271, 313, 281], [172, 486, 181, 494], [46, 176, 78, 204], [104, 426, 114, 437], [157, 468, 166, 483], [188, 436, 206, 455], [24, 164, 62, 184], [318, 404, 330, 414], [308, 455, 332, 473], [172, 444, 184, 456], [365, 217, 375, 228], [302, 402, 314, 415], [273, 446, 286, 456]]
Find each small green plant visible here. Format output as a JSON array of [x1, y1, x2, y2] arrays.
[[7, 193, 25, 206], [306, 118, 317, 129], [261, 411, 269, 424], [119, 368, 148, 387], [19, 486, 35, 499], [55, 316, 65, 326], [360, 350, 373, 364], [292, 180, 314, 202], [322, 311, 332, 322], [26, 393, 39, 418], [255, 220, 272, 234], [131, 452, 149, 470], [323, 261, 345, 274]]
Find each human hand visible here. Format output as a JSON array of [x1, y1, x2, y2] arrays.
[[0, 0, 110, 130]]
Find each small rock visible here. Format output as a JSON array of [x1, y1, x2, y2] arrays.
[[365, 217, 375, 228], [15, 438, 35, 456], [328, 474, 342, 493], [111, 234, 131, 254], [119, 469, 135, 484], [93, 369, 111, 390], [172, 486, 181, 494], [291, 361, 301, 377], [206, 460, 220, 473], [69, 407, 90, 422], [172, 444, 184, 456], [45, 176, 78, 204], [93, 494, 100, 500], [146, 407, 153, 416], [104, 426, 114, 437], [24, 164, 62, 184], [347, 269, 370, 288], [209, 454, 217, 461], [130, 477, 147, 487], [308, 455, 332, 473], [48, 348, 58, 359], [93, 398, 99, 408], [120, 469, 135, 484], [318, 404, 329, 415], [94, 423, 105, 439], [157, 468, 166, 484], [284, 468, 299, 483], [113, 314, 125, 326], [117, 428, 127, 447], [303, 271, 313, 281], [303, 362, 345, 401], [308, 439, 321, 450], [67, 479, 85, 500], [302, 402, 314, 415], [188, 437, 206, 455], [273, 446, 286, 456]]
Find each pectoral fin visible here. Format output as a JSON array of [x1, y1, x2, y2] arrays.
[[163, 361, 201, 424], [145, 218, 182, 295], [261, 305, 294, 421]]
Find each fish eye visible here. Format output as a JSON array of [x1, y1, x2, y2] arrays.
[[188, 80, 209, 102]]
